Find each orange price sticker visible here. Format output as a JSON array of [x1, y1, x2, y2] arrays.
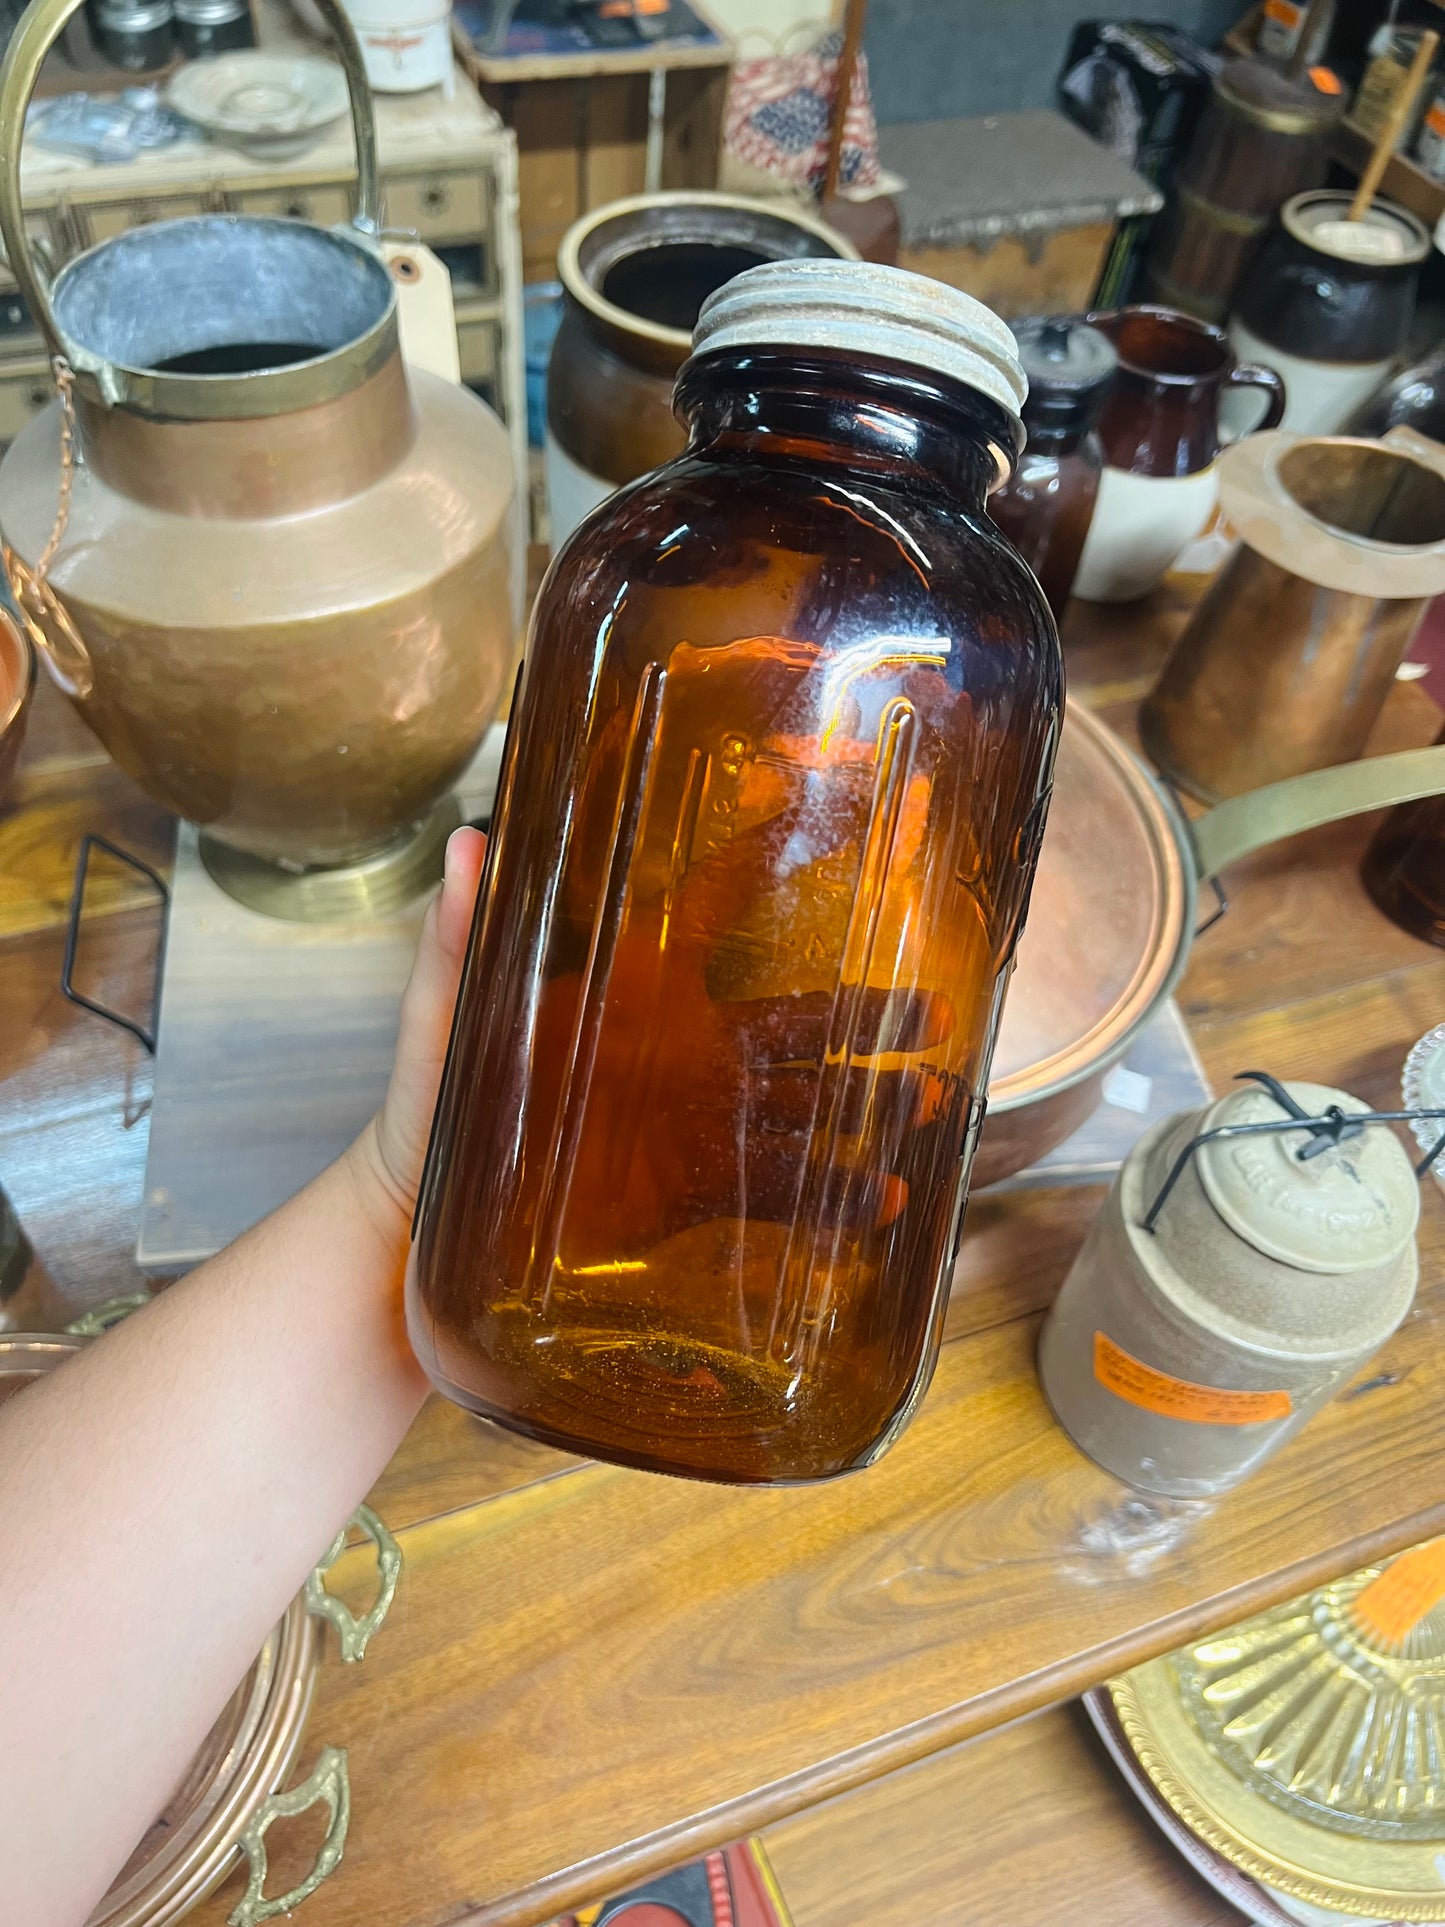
[[1093, 1332, 1293, 1427], [1352, 1540, 1445, 1646]]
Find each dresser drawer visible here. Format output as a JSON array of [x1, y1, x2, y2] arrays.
[[0, 358, 54, 444], [227, 183, 354, 227], [385, 169, 486, 243], [79, 194, 211, 244]]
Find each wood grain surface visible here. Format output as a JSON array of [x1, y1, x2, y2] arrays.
[[2, 600, 1442, 1927], [763, 1705, 1243, 1926]]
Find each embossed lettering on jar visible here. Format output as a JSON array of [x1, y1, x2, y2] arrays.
[[410, 262, 1062, 1485]]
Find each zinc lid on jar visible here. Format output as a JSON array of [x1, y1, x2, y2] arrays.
[[174, 0, 247, 22], [1195, 1078, 1420, 1274], [1404, 1022, 1445, 1190], [692, 259, 1028, 468], [1012, 315, 1116, 433]]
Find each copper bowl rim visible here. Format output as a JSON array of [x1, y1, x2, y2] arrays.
[[990, 702, 1197, 1116], [0, 602, 36, 745]]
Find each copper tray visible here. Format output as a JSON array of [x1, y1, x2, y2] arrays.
[[977, 704, 1445, 1186]]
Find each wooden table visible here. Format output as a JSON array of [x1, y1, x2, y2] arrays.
[[2, 585, 1443, 1925]]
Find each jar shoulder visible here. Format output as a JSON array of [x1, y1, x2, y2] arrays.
[[540, 451, 1062, 694]]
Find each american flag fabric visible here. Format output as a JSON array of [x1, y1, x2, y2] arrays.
[[724, 29, 882, 193]]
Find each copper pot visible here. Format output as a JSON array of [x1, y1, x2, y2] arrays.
[[0, 601, 35, 806], [0, 0, 516, 876], [977, 703, 1445, 1185], [1142, 427, 1445, 804], [545, 192, 856, 548]]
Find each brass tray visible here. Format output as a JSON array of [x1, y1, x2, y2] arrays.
[[1108, 1548, 1445, 1921], [1, 1325, 399, 1926]]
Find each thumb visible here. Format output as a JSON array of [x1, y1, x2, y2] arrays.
[[369, 827, 487, 1218]]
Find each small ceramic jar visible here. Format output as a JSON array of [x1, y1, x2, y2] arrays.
[[1038, 1079, 1420, 1498]]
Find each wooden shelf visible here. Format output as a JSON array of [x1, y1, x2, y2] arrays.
[[5, 592, 1444, 1926], [1332, 115, 1445, 229]]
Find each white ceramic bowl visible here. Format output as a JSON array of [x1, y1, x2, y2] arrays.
[[167, 52, 348, 161]]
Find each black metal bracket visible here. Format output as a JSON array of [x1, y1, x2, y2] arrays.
[[1141, 1069, 1445, 1234], [60, 833, 168, 1055]]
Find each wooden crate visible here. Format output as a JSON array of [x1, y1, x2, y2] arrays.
[[457, 6, 733, 285]]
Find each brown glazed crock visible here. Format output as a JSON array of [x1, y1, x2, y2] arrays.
[[544, 192, 856, 547]]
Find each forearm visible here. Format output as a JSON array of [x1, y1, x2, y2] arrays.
[[0, 1132, 427, 1927]]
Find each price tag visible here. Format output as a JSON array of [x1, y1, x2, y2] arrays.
[[1353, 1540, 1445, 1646], [382, 241, 461, 386], [1093, 1332, 1292, 1426]]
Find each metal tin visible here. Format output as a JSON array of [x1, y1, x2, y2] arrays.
[[95, 0, 173, 69], [1105, 1550, 1445, 1921], [1036, 1079, 1420, 1497], [173, 0, 252, 58]]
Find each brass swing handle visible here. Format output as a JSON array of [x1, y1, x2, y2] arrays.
[[1189, 744, 1445, 882], [0, 0, 381, 375]]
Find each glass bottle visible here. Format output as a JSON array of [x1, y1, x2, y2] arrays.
[[409, 261, 1063, 1485], [1362, 721, 1445, 947], [987, 315, 1116, 620]]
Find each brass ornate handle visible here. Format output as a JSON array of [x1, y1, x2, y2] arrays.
[[1190, 745, 1445, 881], [64, 1292, 153, 1335], [227, 1745, 350, 1927], [306, 1502, 402, 1663], [0, 0, 381, 371]]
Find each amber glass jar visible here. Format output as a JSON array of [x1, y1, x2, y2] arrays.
[[1362, 722, 1445, 948], [988, 316, 1116, 620], [410, 261, 1062, 1484]]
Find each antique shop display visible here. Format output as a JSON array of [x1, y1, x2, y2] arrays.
[[1143, 428, 1445, 802], [413, 260, 1062, 1486], [1039, 1075, 1431, 1498], [0, 598, 34, 803], [1231, 190, 1431, 435], [1145, 56, 1342, 321], [1364, 721, 1445, 950], [545, 191, 855, 549], [1, 1326, 400, 1924], [987, 314, 1117, 620], [1098, 1542, 1445, 1920], [1071, 304, 1284, 603], [0, 0, 517, 891]]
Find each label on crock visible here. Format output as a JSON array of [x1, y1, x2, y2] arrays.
[[1092, 1332, 1293, 1426], [1352, 1540, 1445, 1644], [545, 431, 619, 551]]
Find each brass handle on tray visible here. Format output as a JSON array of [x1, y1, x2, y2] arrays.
[[227, 1745, 351, 1927], [305, 1501, 402, 1662], [0, 0, 381, 378], [1189, 745, 1445, 881]]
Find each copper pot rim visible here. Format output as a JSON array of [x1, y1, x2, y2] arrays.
[[557, 190, 859, 356], [0, 1330, 319, 1926], [0, 600, 36, 744], [990, 702, 1196, 1116]]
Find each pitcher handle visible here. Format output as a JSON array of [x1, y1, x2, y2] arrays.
[[1223, 361, 1287, 435], [0, 0, 380, 373], [1190, 745, 1445, 881]]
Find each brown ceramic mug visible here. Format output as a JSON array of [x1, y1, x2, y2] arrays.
[[1072, 304, 1285, 602]]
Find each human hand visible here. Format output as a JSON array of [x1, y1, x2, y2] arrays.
[[347, 826, 486, 1243]]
